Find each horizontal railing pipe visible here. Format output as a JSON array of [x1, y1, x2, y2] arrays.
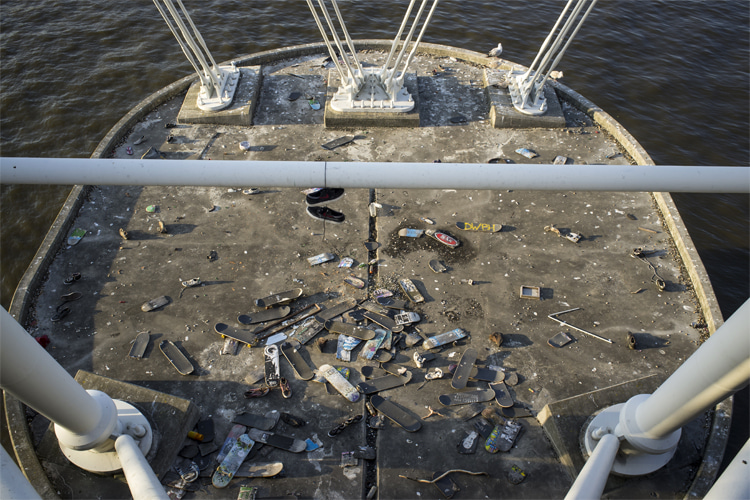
[[0, 158, 748, 193]]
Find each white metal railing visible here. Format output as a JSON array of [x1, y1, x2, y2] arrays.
[[305, 0, 439, 112], [152, 0, 239, 111], [508, 0, 598, 115], [0, 158, 748, 193]]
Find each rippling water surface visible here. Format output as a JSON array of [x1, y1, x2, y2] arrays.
[[1, 0, 748, 318]]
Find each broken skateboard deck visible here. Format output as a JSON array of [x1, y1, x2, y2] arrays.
[[469, 366, 506, 383], [246, 428, 306, 453], [429, 259, 447, 273], [438, 388, 495, 406], [422, 328, 467, 350], [319, 364, 360, 402], [256, 288, 303, 308], [215, 322, 258, 346], [370, 395, 421, 432], [289, 318, 326, 345], [281, 341, 314, 380], [451, 348, 477, 390], [399, 278, 424, 303], [363, 310, 403, 333], [238, 306, 291, 325], [159, 340, 194, 375], [356, 371, 412, 394], [425, 229, 459, 248], [376, 297, 408, 309], [264, 345, 281, 388], [234, 461, 284, 479], [325, 320, 377, 340], [455, 222, 502, 233], [491, 381, 514, 408], [128, 331, 150, 359], [212, 433, 254, 488]]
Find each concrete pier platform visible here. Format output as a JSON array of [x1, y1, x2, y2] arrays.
[[6, 42, 725, 500]]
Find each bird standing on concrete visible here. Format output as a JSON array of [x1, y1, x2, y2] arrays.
[[488, 43, 503, 57]]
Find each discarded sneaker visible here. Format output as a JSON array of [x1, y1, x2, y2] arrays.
[[306, 187, 344, 205], [307, 206, 345, 224], [51, 307, 70, 322], [60, 292, 82, 303], [244, 386, 270, 398], [63, 272, 82, 285], [280, 412, 306, 427], [280, 378, 292, 399]]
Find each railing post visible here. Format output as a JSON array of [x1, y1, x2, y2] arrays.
[[564, 432, 620, 500]]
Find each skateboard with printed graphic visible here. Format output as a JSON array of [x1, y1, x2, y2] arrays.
[[356, 371, 412, 394], [358, 328, 387, 360], [425, 229, 460, 248], [438, 388, 495, 406], [281, 340, 314, 380], [217, 424, 248, 463], [289, 318, 326, 345], [399, 278, 424, 303], [212, 434, 254, 488], [455, 222, 503, 232], [451, 348, 477, 390], [238, 306, 291, 325], [370, 395, 421, 432], [215, 322, 258, 346], [422, 328, 467, 349], [256, 288, 303, 308], [159, 340, 194, 375], [325, 320, 377, 340], [486, 419, 522, 452], [247, 428, 306, 453], [319, 364, 360, 402], [264, 345, 281, 388]]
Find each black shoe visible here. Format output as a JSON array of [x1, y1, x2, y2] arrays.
[[306, 187, 344, 205], [307, 206, 345, 223]]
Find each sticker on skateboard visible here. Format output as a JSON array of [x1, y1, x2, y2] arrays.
[[234, 461, 284, 479], [336, 334, 362, 362], [395, 311, 420, 325], [457, 430, 479, 454], [455, 222, 502, 233], [256, 288, 302, 308], [281, 341, 314, 380], [491, 381, 514, 408], [308, 252, 335, 266], [212, 434, 254, 488], [344, 276, 365, 289], [128, 331, 150, 359], [469, 366, 505, 383], [422, 328, 467, 350], [487, 420, 522, 452], [246, 428, 306, 453], [325, 320, 376, 340], [359, 328, 387, 360], [356, 371, 412, 394], [363, 310, 403, 333], [215, 323, 258, 345], [264, 345, 281, 388], [451, 348, 477, 390], [438, 388, 495, 406], [376, 297, 408, 309], [238, 306, 291, 325], [289, 318, 325, 345], [319, 364, 360, 402], [370, 395, 421, 432], [399, 278, 424, 303], [159, 340, 194, 375], [425, 229, 459, 248]]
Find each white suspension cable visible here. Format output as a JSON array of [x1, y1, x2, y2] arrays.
[[304, 0, 348, 82]]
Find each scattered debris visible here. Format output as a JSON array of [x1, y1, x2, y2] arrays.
[[515, 147, 538, 159], [548, 308, 613, 344], [547, 332, 573, 348], [308, 252, 335, 266], [322, 136, 355, 150], [519, 286, 540, 300]]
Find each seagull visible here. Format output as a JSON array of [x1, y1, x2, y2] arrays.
[[488, 43, 503, 57]]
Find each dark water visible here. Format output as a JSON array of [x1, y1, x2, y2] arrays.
[[1, 2, 748, 311]]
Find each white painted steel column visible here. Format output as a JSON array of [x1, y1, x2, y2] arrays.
[[1, 158, 748, 193], [632, 299, 750, 439], [0, 445, 42, 500], [114, 434, 170, 500], [0, 308, 115, 442], [564, 432, 620, 500], [705, 438, 750, 500]]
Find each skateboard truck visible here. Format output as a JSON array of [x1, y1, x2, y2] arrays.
[[547, 308, 612, 344]]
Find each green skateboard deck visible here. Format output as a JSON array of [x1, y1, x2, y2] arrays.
[[376, 297, 408, 309]]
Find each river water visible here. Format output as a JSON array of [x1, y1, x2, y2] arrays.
[[1, 0, 748, 318]]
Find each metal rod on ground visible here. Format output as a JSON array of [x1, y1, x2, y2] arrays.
[[548, 308, 613, 344], [1, 158, 748, 193]]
